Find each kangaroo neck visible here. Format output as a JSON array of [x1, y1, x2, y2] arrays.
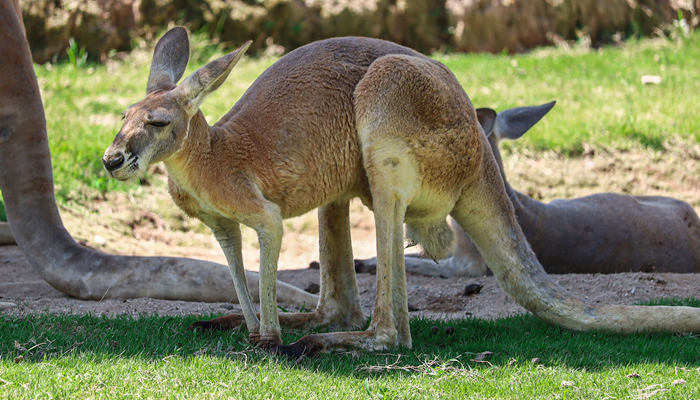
[[488, 136, 547, 231], [163, 111, 213, 186]]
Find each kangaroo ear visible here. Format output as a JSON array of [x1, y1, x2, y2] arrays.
[[494, 101, 556, 140], [147, 27, 190, 93], [476, 108, 497, 138], [174, 41, 252, 116]]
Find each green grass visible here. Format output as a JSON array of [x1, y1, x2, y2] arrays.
[[435, 36, 700, 154], [2, 299, 699, 399], [0, 199, 5, 222], [28, 32, 700, 205], [8, 34, 699, 399]]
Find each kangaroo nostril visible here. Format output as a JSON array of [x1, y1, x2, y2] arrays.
[[103, 153, 125, 171]]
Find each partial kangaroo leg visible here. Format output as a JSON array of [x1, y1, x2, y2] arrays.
[[271, 140, 417, 357], [189, 204, 285, 346], [312, 200, 365, 328], [389, 205, 411, 347], [271, 193, 406, 357], [190, 201, 364, 332], [190, 219, 260, 337]]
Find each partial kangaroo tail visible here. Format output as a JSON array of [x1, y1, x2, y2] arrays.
[[451, 142, 700, 334]]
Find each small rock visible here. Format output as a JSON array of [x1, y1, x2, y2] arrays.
[[445, 326, 455, 336], [308, 261, 320, 270], [531, 357, 541, 364], [430, 325, 440, 335], [463, 282, 483, 296], [407, 303, 419, 312], [627, 372, 641, 378], [0, 302, 17, 310], [561, 381, 575, 387], [222, 304, 236, 310], [305, 283, 320, 294]]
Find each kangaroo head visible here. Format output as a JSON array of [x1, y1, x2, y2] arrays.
[[103, 27, 251, 180]]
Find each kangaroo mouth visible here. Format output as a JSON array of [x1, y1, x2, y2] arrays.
[[103, 150, 143, 181]]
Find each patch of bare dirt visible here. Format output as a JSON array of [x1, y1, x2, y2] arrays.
[[2, 244, 699, 320], [1, 143, 698, 319]]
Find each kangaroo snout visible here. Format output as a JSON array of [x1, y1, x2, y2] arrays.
[[102, 151, 125, 172]]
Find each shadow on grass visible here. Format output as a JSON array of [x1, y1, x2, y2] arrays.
[[2, 298, 699, 375]]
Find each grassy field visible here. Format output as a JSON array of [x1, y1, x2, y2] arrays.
[[2, 33, 699, 399], [2, 299, 699, 399], [16, 31, 699, 205]]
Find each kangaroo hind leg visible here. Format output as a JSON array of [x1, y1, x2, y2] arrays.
[[271, 134, 419, 357], [364, 142, 418, 348]]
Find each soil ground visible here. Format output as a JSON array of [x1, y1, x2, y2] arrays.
[[1, 142, 699, 320]]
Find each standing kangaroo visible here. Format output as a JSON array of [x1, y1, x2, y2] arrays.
[[104, 28, 700, 355], [356, 102, 700, 277]]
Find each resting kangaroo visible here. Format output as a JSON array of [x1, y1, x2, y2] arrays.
[[104, 28, 700, 355], [356, 102, 700, 277]]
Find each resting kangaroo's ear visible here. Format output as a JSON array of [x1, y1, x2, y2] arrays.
[[494, 101, 556, 140], [476, 108, 497, 138], [147, 27, 190, 94], [174, 41, 252, 116]]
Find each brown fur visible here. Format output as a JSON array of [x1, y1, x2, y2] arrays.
[[491, 134, 700, 275], [357, 104, 700, 277], [105, 29, 700, 355]]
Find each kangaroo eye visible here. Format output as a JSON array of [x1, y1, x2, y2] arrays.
[[148, 120, 170, 127]]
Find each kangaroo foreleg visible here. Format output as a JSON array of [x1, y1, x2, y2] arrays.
[[191, 201, 365, 333]]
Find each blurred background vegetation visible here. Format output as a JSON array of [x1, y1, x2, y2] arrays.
[[21, 0, 699, 63]]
